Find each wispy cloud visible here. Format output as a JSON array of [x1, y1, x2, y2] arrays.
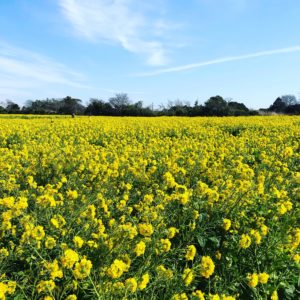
[[0, 41, 87, 100], [134, 45, 300, 77], [59, 0, 174, 66]]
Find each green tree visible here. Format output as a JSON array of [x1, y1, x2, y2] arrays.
[[59, 96, 84, 115], [5, 100, 20, 114], [204, 96, 229, 116], [268, 97, 286, 112]]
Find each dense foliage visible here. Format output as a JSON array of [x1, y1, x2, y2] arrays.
[[268, 96, 300, 115], [1, 94, 299, 116], [0, 115, 299, 299]]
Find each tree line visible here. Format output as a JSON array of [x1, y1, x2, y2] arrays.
[[1, 94, 299, 116]]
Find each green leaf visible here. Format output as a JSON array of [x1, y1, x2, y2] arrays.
[[198, 213, 206, 223], [208, 236, 220, 247], [284, 284, 295, 297], [197, 236, 206, 248], [13, 294, 26, 300]]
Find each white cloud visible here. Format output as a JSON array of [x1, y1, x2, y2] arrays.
[[134, 45, 300, 77], [0, 41, 87, 100], [59, 0, 172, 65]]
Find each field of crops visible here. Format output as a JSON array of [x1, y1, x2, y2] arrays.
[[0, 115, 299, 299]]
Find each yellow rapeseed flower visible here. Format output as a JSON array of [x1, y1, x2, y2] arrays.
[[159, 238, 172, 253], [293, 253, 300, 263], [73, 258, 92, 280], [61, 249, 79, 269], [258, 272, 269, 284], [125, 278, 138, 293], [44, 259, 63, 279], [134, 241, 146, 256], [185, 245, 196, 261], [223, 218, 231, 231], [138, 223, 154, 237], [37, 280, 56, 293], [73, 236, 84, 249], [247, 273, 259, 288], [139, 273, 150, 290], [167, 227, 178, 239], [45, 236, 56, 249], [200, 256, 215, 278], [107, 259, 128, 279], [171, 293, 188, 300], [250, 229, 262, 245], [271, 291, 278, 300], [182, 268, 194, 286], [31, 226, 45, 241], [239, 234, 251, 249], [65, 295, 77, 300], [192, 290, 205, 300]]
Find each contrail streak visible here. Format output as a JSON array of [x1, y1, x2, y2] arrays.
[[134, 45, 300, 77]]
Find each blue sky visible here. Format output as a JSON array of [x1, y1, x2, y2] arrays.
[[0, 0, 300, 109]]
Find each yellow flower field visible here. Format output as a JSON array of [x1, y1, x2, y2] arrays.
[[0, 115, 299, 299]]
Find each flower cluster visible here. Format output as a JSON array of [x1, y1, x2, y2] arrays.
[[0, 115, 299, 299]]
